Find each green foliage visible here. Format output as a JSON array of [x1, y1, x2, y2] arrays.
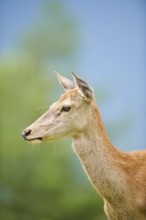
[[20, 1, 77, 64], [0, 1, 106, 220], [0, 60, 106, 220]]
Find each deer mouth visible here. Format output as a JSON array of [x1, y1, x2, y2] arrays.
[[23, 136, 43, 144], [26, 137, 44, 144], [22, 133, 43, 141], [28, 137, 43, 141]]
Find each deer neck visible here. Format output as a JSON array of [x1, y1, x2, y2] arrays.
[[72, 103, 125, 202]]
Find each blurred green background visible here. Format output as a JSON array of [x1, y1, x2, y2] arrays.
[[0, 0, 145, 220], [0, 1, 106, 220]]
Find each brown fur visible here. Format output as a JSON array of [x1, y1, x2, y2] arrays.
[[73, 99, 146, 219], [23, 75, 146, 219]]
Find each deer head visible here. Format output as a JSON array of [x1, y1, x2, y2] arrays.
[[22, 72, 93, 144]]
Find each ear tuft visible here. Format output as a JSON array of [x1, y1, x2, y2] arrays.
[[55, 71, 75, 90], [71, 72, 93, 102]]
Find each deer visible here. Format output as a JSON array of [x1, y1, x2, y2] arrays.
[[22, 72, 146, 220]]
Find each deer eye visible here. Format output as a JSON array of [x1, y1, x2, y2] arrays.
[[61, 105, 71, 112]]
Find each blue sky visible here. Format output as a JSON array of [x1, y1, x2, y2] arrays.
[[1, 0, 146, 150]]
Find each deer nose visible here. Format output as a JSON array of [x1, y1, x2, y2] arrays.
[[22, 129, 31, 140]]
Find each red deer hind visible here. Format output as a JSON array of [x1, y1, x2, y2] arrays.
[[22, 72, 146, 220]]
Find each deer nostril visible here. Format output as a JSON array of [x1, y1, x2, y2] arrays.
[[24, 129, 31, 137]]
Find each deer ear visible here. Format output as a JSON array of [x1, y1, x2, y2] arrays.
[[55, 71, 75, 90], [71, 72, 93, 102]]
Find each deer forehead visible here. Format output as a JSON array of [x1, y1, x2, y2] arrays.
[[49, 97, 71, 113], [50, 89, 86, 113], [60, 89, 84, 104]]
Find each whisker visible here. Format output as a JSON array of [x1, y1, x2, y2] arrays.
[[50, 141, 57, 155]]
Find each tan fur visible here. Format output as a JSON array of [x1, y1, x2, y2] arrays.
[[73, 99, 146, 219], [22, 75, 146, 220]]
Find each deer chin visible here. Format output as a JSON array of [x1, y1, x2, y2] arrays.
[[27, 137, 43, 145]]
